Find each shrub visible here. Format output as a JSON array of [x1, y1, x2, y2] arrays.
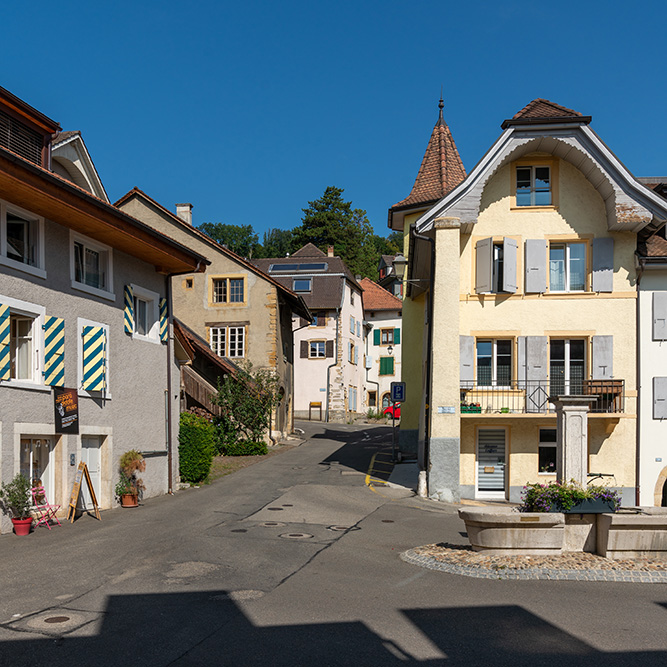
[[179, 412, 216, 483], [0, 473, 32, 519], [223, 440, 268, 457], [519, 480, 621, 513]]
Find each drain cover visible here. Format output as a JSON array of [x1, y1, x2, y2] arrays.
[[231, 529, 247, 533], [279, 532, 313, 539], [259, 521, 286, 527], [267, 507, 283, 511], [282, 504, 293, 507], [44, 617, 70, 624], [328, 525, 350, 532], [382, 520, 395, 523]]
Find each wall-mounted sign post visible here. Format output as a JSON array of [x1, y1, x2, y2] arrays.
[[54, 387, 79, 434], [390, 382, 406, 462], [66, 462, 101, 522]]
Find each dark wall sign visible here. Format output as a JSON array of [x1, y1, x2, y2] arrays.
[[54, 387, 79, 434]]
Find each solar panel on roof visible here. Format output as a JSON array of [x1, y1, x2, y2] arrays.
[[269, 263, 299, 272]]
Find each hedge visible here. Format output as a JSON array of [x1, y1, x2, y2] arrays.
[[179, 412, 216, 483]]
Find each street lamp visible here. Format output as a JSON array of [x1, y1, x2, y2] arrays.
[[392, 253, 407, 280]]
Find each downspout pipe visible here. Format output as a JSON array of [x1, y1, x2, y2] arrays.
[[411, 228, 436, 477], [365, 323, 380, 410], [165, 275, 174, 494]]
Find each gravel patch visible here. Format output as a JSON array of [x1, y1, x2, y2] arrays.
[[401, 543, 667, 583]]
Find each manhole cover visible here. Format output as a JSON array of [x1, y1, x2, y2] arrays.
[[231, 529, 247, 533], [328, 525, 350, 532], [282, 504, 293, 507], [267, 507, 283, 511], [259, 521, 286, 527], [382, 520, 395, 523], [44, 617, 70, 624], [279, 533, 314, 539]]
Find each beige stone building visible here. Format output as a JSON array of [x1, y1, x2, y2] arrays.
[[393, 99, 667, 505], [115, 189, 310, 439]]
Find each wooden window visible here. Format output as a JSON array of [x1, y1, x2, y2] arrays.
[[538, 428, 557, 474], [549, 242, 586, 292], [211, 276, 245, 305], [516, 165, 551, 206], [476, 339, 512, 387], [309, 341, 326, 358], [475, 238, 517, 294], [210, 326, 245, 358]]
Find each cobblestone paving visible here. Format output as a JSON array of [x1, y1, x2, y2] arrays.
[[401, 543, 667, 583]]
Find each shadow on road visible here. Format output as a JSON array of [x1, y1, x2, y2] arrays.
[[1, 591, 665, 666]]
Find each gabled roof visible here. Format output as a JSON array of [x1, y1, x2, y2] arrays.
[[502, 98, 589, 128], [415, 100, 667, 236], [115, 187, 311, 321], [291, 243, 326, 257], [359, 277, 402, 312], [173, 319, 240, 376]]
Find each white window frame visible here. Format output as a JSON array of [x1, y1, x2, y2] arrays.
[[210, 325, 245, 358], [70, 231, 115, 301], [309, 340, 325, 358], [549, 242, 587, 293], [227, 326, 245, 358], [476, 339, 513, 388], [77, 318, 111, 398], [0, 294, 47, 391], [0, 201, 46, 279], [549, 338, 586, 396], [130, 284, 161, 345], [516, 165, 551, 207]]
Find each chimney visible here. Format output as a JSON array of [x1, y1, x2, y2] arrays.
[[327, 245, 334, 257], [175, 203, 193, 225]]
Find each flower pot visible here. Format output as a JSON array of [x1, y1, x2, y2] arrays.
[[11, 517, 33, 536], [119, 493, 138, 508], [562, 498, 616, 514]]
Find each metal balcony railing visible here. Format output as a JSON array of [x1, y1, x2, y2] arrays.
[[459, 379, 625, 415]]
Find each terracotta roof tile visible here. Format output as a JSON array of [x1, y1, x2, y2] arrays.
[[173, 319, 239, 376], [360, 277, 402, 312], [639, 234, 667, 258], [291, 243, 326, 258], [391, 99, 466, 210], [511, 98, 583, 120]]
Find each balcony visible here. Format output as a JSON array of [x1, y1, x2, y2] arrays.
[[460, 379, 625, 415]]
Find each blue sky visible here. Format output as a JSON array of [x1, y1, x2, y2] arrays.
[[4, 1, 665, 238]]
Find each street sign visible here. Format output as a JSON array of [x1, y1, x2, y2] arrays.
[[390, 381, 406, 403]]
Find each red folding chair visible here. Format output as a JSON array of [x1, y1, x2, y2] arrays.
[[31, 485, 61, 529]]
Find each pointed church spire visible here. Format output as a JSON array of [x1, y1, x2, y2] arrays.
[[390, 97, 466, 216]]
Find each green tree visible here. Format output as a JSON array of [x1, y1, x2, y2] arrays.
[[198, 223, 260, 258], [257, 227, 295, 259], [292, 186, 377, 278]]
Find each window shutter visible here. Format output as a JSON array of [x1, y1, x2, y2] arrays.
[[43, 316, 65, 387], [653, 292, 667, 341], [394, 328, 400, 344], [502, 238, 518, 293], [0, 304, 10, 381], [524, 240, 547, 293], [300, 340, 308, 358], [460, 335, 474, 383], [159, 298, 168, 343], [124, 285, 134, 334], [517, 337, 526, 387], [592, 336, 613, 379], [82, 326, 106, 392], [325, 339, 334, 358], [654, 377, 667, 419], [475, 238, 493, 293], [380, 357, 394, 375], [592, 238, 614, 292], [354, 345, 358, 365], [373, 329, 380, 346], [526, 336, 548, 382]]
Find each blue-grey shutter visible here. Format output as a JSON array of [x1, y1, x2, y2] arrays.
[[524, 240, 547, 293], [526, 336, 548, 412], [502, 238, 518, 293], [653, 377, 667, 419], [653, 292, 667, 341], [475, 238, 493, 293], [354, 344, 358, 365], [592, 336, 613, 379], [517, 337, 526, 387], [460, 335, 475, 384], [0, 304, 10, 381], [592, 238, 614, 292]]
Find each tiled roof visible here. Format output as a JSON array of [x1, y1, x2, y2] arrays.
[[391, 99, 466, 210], [173, 319, 239, 376], [638, 233, 667, 258], [52, 130, 80, 146], [512, 98, 582, 120], [360, 277, 402, 312], [291, 243, 326, 257]]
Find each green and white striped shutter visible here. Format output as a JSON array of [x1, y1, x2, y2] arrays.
[[124, 285, 134, 334], [159, 298, 168, 343], [43, 316, 65, 387], [0, 304, 9, 381], [82, 326, 106, 392]]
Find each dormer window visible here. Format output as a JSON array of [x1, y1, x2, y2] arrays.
[[516, 166, 551, 206]]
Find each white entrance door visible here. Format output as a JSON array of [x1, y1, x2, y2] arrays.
[[20, 438, 53, 500], [477, 428, 506, 497], [81, 436, 101, 509]]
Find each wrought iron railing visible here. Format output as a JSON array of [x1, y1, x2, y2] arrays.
[[459, 379, 625, 415]]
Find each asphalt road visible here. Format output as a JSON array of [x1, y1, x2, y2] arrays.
[[1, 421, 666, 666]]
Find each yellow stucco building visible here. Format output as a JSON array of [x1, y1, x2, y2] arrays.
[[391, 99, 667, 504]]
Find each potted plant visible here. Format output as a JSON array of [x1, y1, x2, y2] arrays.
[[0, 473, 33, 535], [115, 450, 145, 508], [519, 480, 621, 513]]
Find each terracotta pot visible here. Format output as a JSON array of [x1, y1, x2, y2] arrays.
[[120, 493, 138, 508], [12, 517, 33, 536]]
